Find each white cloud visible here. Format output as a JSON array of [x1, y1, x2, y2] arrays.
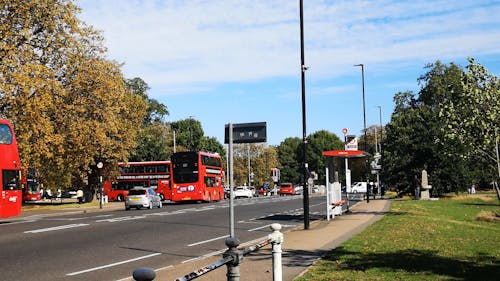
[[79, 0, 500, 94]]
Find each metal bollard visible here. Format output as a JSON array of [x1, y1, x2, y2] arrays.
[[223, 237, 242, 281], [268, 223, 284, 281], [132, 267, 156, 281]]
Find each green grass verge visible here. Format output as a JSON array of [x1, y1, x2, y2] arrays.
[[296, 195, 500, 281]]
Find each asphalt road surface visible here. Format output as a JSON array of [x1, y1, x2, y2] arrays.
[[0, 194, 360, 281]]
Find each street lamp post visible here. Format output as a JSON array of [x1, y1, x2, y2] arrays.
[[299, 0, 310, 229], [354, 63, 369, 203]]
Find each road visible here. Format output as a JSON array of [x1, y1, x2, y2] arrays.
[[0, 194, 361, 281]]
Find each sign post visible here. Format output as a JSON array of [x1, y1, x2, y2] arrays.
[[225, 122, 267, 238]]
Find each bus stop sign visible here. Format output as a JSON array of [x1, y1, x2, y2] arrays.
[[224, 122, 267, 144]]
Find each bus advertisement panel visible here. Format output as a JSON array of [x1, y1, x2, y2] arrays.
[[171, 151, 224, 202], [21, 168, 41, 202], [103, 161, 172, 201], [0, 119, 22, 218]]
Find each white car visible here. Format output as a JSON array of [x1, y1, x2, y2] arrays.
[[233, 186, 253, 198], [125, 188, 162, 210]]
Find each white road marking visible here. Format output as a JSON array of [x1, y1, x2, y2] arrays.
[[24, 223, 88, 233], [187, 235, 230, 247], [95, 216, 145, 223], [66, 253, 162, 276]]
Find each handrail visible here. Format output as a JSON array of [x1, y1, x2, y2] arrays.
[[131, 223, 284, 281]]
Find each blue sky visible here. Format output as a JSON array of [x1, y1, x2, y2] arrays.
[[78, 0, 500, 145]]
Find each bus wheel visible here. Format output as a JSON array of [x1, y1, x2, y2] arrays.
[[117, 194, 124, 201], [159, 194, 165, 201]]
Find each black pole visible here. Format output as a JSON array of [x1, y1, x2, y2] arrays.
[[355, 64, 369, 203], [299, 0, 309, 229]]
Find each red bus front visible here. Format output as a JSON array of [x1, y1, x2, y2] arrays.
[[21, 168, 41, 202], [104, 161, 172, 201], [0, 119, 22, 218], [171, 151, 224, 203]]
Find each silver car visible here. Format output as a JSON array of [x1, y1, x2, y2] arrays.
[[125, 188, 162, 210]]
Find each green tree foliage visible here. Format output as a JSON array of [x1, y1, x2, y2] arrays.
[[439, 58, 499, 178], [200, 136, 225, 158], [277, 137, 302, 184], [303, 130, 344, 183], [126, 78, 173, 162], [125, 77, 169, 125], [170, 118, 204, 151], [382, 60, 494, 195], [277, 131, 343, 184], [0, 0, 147, 189]]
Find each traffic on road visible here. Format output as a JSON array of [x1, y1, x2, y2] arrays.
[[0, 194, 360, 281]]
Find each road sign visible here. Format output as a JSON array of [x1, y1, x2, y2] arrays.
[[342, 128, 348, 135], [224, 122, 267, 144], [346, 135, 358, 150]]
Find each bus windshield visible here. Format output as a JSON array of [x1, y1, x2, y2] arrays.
[[172, 152, 199, 183], [0, 124, 13, 144]]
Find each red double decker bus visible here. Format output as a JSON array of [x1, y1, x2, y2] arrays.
[[103, 161, 172, 201], [171, 151, 225, 202], [21, 168, 41, 202], [0, 119, 22, 218]]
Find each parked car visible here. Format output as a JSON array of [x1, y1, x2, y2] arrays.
[[279, 183, 295, 195], [125, 188, 162, 210], [348, 182, 367, 193], [233, 186, 253, 198], [257, 186, 268, 196], [247, 186, 256, 197], [294, 185, 303, 195]]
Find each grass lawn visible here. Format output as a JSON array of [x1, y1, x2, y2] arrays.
[[296, 194, 499, 281]]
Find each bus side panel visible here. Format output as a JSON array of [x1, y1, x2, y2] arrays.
[[0, 190, 22, 218]]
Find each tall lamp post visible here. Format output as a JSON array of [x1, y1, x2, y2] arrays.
[[354, 63, 369, 203], [299, 0, 310, 229]]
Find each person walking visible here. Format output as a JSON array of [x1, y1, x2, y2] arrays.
[[76, 188, 84, 204]]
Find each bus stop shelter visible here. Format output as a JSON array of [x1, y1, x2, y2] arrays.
[[322, 150, 370, 220]]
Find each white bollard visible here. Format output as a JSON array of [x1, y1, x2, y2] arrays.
[[268, 223, 284, 281]]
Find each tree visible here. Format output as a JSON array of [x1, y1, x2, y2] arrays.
[[0, 0, 147, 189], [438, 58, 500, 198], [303, 130, 344, 183], [277, 137, 302, 184], [383, 61, 478, 196], [170, 118, 204, 151], [231, 144, 279, 186], [126, 78, 172, 162]]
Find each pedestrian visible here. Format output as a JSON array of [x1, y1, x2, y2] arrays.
[[471, 183, 476, 194], [46, 188, 52, 200], [76, 188, 84, 204]]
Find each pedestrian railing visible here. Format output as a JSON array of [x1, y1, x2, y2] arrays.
[[132, 223, 284, 281]]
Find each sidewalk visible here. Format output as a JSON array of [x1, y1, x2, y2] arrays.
[[152, 199, 391, 281]]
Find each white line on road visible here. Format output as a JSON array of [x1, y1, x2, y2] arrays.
[[66, 253, 162, 276], [95, 216, 145, 223], [187, 235, 229, 247], [24, 223, 89, 233]]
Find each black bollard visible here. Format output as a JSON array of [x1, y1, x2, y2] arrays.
[[132, 267, 156, 281]]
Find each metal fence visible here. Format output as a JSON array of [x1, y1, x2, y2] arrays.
[[132, 223, 284, 281]]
